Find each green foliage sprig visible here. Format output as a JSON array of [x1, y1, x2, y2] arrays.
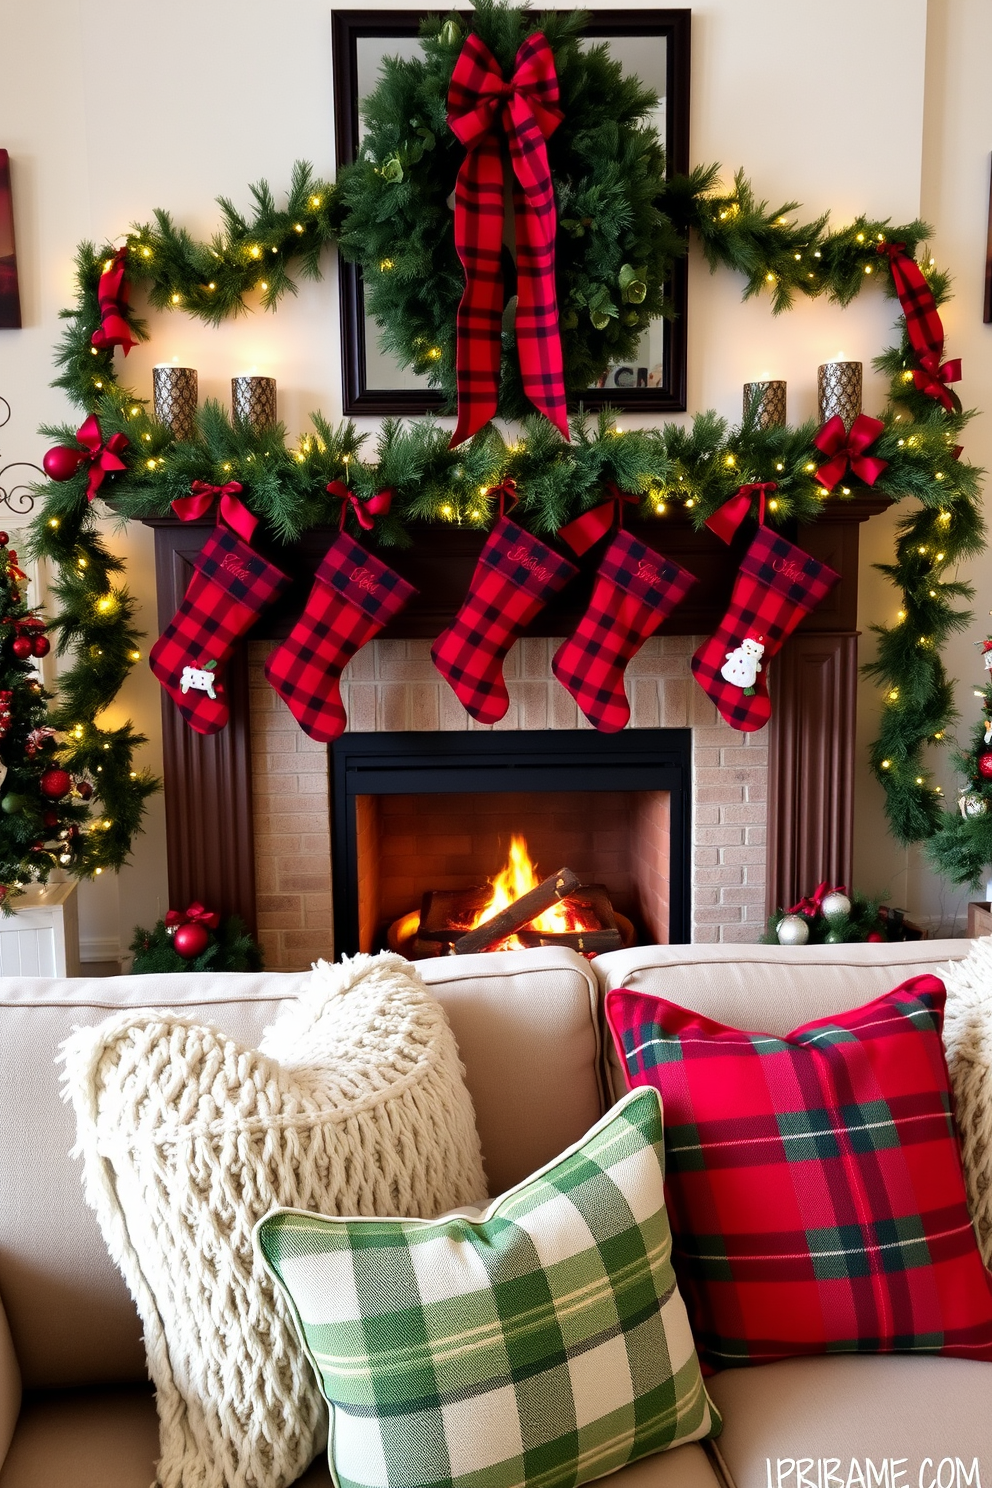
[[28, 1, 984, 858]]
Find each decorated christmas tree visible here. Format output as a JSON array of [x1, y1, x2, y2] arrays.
[[925, 633, 992, 887], [0, 533, 96, 906]]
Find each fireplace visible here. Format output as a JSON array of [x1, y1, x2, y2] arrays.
[[330, 730, 691, 956]]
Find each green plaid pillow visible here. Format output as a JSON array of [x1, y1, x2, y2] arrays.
[[255, 1087, 721, 1488]]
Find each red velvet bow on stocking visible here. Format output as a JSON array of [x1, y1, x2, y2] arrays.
[[171, 481, 259, 543], [558, 481, 640, 556], [447, 31, 568, 447], [76, 414, 129, 501], [326, 480, 393, 531], [165, 901, 220, 931], [813, 415, 888, 493], [91, 247, 137, 357], [704, 482, 778, 543]]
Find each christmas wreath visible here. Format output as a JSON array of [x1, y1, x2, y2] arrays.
[[334, 4, 678, 426]]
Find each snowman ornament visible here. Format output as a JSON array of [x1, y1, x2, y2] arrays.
[[721, 635, 765, 695], [180, 659, 218, 699]]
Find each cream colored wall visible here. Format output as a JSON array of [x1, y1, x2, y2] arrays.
[[1, 0, 983, 956]]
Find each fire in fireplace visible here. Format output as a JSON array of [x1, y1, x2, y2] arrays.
[[387, 834, 635, 958], [329, 730, 692, 956]]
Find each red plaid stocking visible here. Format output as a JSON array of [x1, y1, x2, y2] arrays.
[[431, 516, 577, 724], [690, 526, 839, 732], [265, 534, 416, 743], [149, 525, 290, 735], [552, 531, 696, 732]]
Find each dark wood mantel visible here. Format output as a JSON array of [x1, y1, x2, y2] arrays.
[[146, 495, 888, 935]]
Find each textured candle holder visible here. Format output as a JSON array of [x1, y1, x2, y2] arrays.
[[743, 380, 787, 429], [232, 375, 276, 432], [152, 365, 198, 443], [817, 362, 862, 428]]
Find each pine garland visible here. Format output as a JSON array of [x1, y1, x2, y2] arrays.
[[26, 4, 985, 859], [925, 640, 992, 886]]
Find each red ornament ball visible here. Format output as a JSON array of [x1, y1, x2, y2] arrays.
[[42, 810, 59, 828], [173, 921, 210, 960], [0, 533, 8, 547], [39, 768, 72, 800], [43, 446, 84, 482], [32, 635, 51, 658], [977, 752, 992, 780], [11, 636, 32, 660], [866, 931, 886, 943], [76, 779, 93, 801]]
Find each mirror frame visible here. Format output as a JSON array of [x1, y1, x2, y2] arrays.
[[331, 8, 691, 416]]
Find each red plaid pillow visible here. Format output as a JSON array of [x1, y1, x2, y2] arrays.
[[605, 976, 992, 1371]]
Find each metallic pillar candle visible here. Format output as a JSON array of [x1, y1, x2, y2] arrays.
[[152, 365, 198, 442], [232, 375, 277, 432], [743, 380, 787, 429], [817, 362, 862, 428]]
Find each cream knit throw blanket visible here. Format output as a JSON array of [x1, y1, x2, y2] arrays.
[[60, 953, 486, 1488], [940, 937, 992, 1268]]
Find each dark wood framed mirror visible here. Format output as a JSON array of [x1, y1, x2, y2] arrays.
[[331, 8, 691, 416]]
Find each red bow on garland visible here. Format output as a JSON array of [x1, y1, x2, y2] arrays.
[[76, 414, 129, 501], [171, 480, 258, 543], [91, 247, 137, 357], [912, 350, 962, 412], [813, 414, 887, 493], [481, 477, 520, 520], [705, 482, 778, 544], [165, 901, 220, 932], [787, 881, 847, 917], [877, 241, 962, 413], [558, 480, 640, 556], [447, 31, 568, 447], [326, 481, 393, 531]]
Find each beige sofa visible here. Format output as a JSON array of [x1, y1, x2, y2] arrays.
[[1, 940, 989, 1488]]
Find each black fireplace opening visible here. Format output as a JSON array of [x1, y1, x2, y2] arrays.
[[329, 729, 692, 956]]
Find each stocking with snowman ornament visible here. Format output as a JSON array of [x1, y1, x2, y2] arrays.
[[690, 487, 841, 731]]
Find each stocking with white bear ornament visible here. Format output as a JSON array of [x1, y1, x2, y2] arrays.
[[690, 485, 840, 732]]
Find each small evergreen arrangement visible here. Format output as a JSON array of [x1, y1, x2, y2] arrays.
[[129, 912, 264, 973]]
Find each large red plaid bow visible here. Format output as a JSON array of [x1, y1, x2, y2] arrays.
[[558, 480, 640, 556], [447, 31, 568, 448], [327, 480, 393, 531], [91, 248, 137, 356], [913, 350, 962, 412], [165, 901, 220, 931], [76, 414, 129, 501], [171, 480, 258, 544], [813, 414, 888, 492], [705, 482, 778, 544]]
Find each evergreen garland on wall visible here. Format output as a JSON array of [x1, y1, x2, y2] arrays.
[[26, 1, 984, 866]]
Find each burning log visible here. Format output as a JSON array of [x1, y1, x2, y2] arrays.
[[454, 868, 581, 955]]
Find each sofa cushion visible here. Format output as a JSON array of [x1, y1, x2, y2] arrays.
[[0, 1387, 723, 1488], [60, 953, 486, 1488], [706, 1354, 992, 1488], [257, 1087, 721, 1488], [595, 941, 972, 1106], [0, 946, 602, 1391], [606, 975, 992, 1371]]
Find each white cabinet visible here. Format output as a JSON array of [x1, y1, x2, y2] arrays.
[[0, 881, 80, 976]]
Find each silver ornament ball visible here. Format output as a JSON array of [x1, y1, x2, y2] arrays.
[[776, 914, 810, 946], [821, 891, 852, 922]]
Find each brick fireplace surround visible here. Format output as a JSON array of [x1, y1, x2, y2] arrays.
[[248, 635, 766, 969], [151, 498, 881, 970]]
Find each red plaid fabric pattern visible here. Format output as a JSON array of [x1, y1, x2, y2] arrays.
[[690, 526, 839, 732], [606, 977, 992, 1371], [431, 516, 577, 724], [879, 242, 962, 413], [447, 32, 568, 446], [265, 534, 416, 743], [149, 525, 290, 735], [552, 530, 696, 732]]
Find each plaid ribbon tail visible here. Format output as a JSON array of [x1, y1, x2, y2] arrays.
[[450, 138, 505, 447]]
